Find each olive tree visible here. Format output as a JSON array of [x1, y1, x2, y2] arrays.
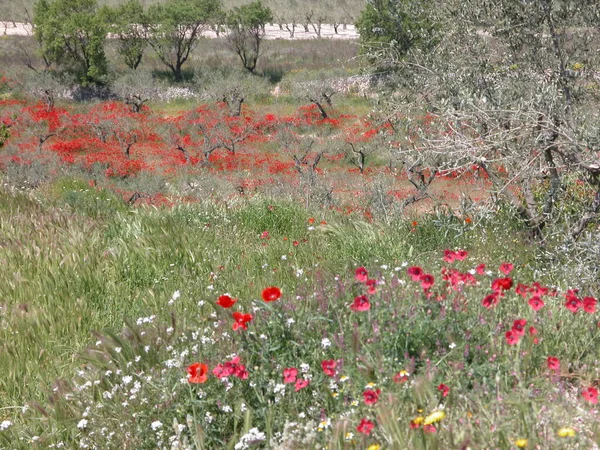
[[144, 0, 222, 82], [355, 0, 438, 60], [225, 0, 273, 73], [33, 0, 109, 85], [106, 0, 147, 70], [369, 0, 600, 241], [112, 69, 160, 113], [195, 68, 270, 116]]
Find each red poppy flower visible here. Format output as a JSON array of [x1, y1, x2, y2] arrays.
[[516, 283, 530, 298], [531, 282, 549, 296], [505, 329, 520, 346], [294, 378, 309, 392], [356, 418, 375, 435], [363, 388, 381, 405], [492, 277, 513, 292], [443, 250, 456, 263], [187, 363, 209, 384], [293, 240, 299, 247], [407, 266, 424, 281], [366, 278, 377, 295], [528, 296, 544, 311], [499, 262, 514, 275], [355, 267, 368, 283], [583, 296, 597, 314], [512, 319, 527, 337], [321, 359, 337, 377], [232, 311, 253, 331], [262, 286, 281, 302], [476, 263, 486, 275], [437, 383, 450, 398], [350, 295, 371, 312], [420, 273, 435, 290], [280, 367, 297, 384], [455, 249, 468, 260], [216, 294, 237, 308], [547, 356, 560, 372], [308, 217, 315, 224], [565, 295, 582, 313], [582, 386, 598, 404], [482, 293, 499, 309], [213, 355, 248, 379]]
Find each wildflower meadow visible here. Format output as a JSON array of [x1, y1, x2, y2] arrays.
[[1, 0, 600, 447]]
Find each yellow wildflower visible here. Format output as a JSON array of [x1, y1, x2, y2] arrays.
[[557, 427, 576, 437], [514, 438, 528, 448], [423, 411, 445, 425], [367, 445, 381, 450], [410, 416, 424, 428]]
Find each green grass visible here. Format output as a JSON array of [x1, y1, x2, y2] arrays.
[[2, 178, 598, 449]]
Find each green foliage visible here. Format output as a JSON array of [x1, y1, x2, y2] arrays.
[[355, 0, 438, 58], [0, 122, 10, 148], [33, 0, 109, 85], [144, 0, 223, 81], [106, 0, 147, 70], [367, 0, 600, 242], [225, 0, 273, 72]]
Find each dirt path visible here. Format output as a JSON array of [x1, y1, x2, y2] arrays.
[[1, 22, 358, 40]]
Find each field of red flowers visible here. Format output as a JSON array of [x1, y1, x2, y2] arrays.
[[0, 97, 490, 217]]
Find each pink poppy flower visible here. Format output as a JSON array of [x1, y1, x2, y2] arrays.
[[420, 273, 435, 290], [499, 262, 514, 275], [283, 367, 298, 384], [547, 356, 560, 372], [443, 250, 456, 263], [528, 296, 544, 311], [355, 267, 368, 283], [505, 329, 520, 346], [512, 319, 527, 337], [294, 378, 309, 392], [407, 266, 424, 281], [455, 250, 468, 260], [583, 296, 597, 314]]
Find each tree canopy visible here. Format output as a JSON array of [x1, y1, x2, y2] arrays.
[[144, 0, 223, 81], [355, 0, 438, 59], [225, 0, 273, 72], [33, 0, 108, 85]]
